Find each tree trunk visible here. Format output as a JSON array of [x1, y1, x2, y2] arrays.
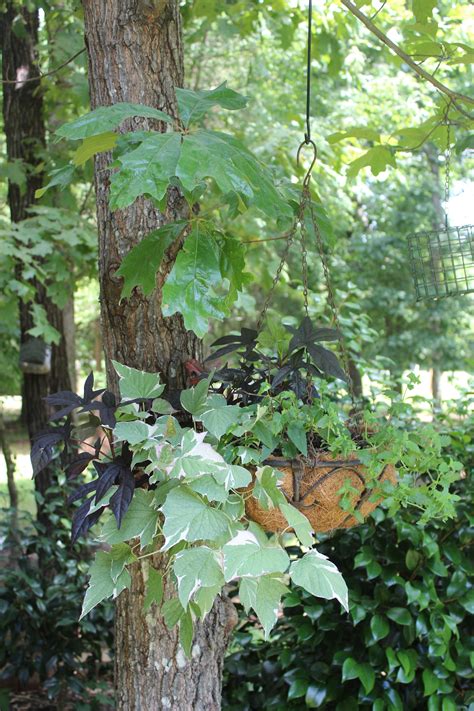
[[0, 407, 20, 558], [1, 2, 72, 529], [426, 144, 444, 405], [0, 408, 18, 510], [82, 2, 236, 708]]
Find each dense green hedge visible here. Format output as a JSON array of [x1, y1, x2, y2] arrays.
[[223, 476, 473, 710]]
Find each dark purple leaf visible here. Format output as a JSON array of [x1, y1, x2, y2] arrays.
[[206, 342, 243, 362], [80, 390, 117, 428], [93, 460, 110, 477], [109, 469, 135, 528], [31, 430, 65, 476], [68, 479, 98, 504], [307, 344, 347, 382], [83, 372, 105, 404], [207, 328, 258, 362], [45, 391, 82, 408], [72, 506, 103, 543], [45, 391, 83, 420], [102, 391, 116, 408], [71, 499, 92, 542], [312, 327, 341, 342], [271, 364, 293, 389], [66, 452, 95, 479], [95, 462, 122, 503]]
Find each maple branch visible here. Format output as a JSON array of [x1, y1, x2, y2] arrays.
[[340, 0, 474, 117]]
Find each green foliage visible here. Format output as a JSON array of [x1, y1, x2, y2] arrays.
[[223, 474, 473, 709], [116, 221, 187, 298], [0, 207, 96, 347], [41, 84, 291, 336], [67, 362, 350, 650], [162, 222, 247, 337], [0, 487, 113, 701]]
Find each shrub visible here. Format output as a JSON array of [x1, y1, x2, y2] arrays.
[[223, 476, 473, 710], [0, 481, 114, 702]]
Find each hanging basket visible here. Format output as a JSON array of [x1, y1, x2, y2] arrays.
[[407, 224, 474, 300], [244, 453, 397, 533], [19, 338, 51, 375]]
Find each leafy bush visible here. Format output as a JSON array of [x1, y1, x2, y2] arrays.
[[0, 481, 113, 701], [223, 478, 473, 710]]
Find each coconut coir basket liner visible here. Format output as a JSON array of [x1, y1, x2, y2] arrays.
[[244, 453, 397, 533]]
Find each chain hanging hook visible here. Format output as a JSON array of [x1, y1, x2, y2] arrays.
[[297, 139, 318, 188]]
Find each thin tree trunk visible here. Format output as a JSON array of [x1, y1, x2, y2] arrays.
[[1, 3, 72, 530], [63, 297, 77, 393], [82, 2, 237, 708], [426, 144, 444, 405], [431, 367, 442, 404], [0, 408, 18, 510], [0, 406, 20, 557]]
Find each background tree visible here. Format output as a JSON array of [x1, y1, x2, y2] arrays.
[[0, 1, 76, 528]]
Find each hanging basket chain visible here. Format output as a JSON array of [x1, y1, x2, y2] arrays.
[[444, 121, 451, 229], [256, 0, 358, 406], [256, 221, 299, 331], [302, 183, 357, 406]]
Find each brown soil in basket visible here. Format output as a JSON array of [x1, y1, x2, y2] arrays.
[[245, 453, 397, 533]]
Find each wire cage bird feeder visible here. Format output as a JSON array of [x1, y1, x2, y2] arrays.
[[407, 123, 474, 300], [407, 224, 474, 300]]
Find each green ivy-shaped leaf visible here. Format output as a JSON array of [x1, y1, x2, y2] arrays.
[[239, 574, 289, 638], [173, 546, 224, 608], [161, 485, 232, 550], [80, 550, 131, 619]]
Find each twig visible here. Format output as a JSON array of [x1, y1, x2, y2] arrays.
[[1, 47, 86, 85], [339, 0, 474, 117], [244, 235, 295, 244]]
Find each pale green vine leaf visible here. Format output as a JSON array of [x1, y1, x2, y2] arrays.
[[173, 546, 224, 608], [100, 489, 159, 548], [80, 550, 131, 619], [223, 526, 290, 581], [239, 575, 289, 638], [161, 486, 231, 550], [109, 543, 137, 582], [112, 360, 164, 400], [143, 566, 163, 611], [290, 550, 349, 612], [279, 503, 315, 548]]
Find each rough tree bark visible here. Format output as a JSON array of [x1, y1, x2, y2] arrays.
[[1, 2, 72, 528], [82, 2, 237, 708]]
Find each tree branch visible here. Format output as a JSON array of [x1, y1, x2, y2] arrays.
[[1, 47, 86, 85], [340, 0, 474, 115]]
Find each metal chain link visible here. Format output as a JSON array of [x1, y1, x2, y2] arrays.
[[444, 121, 451, 229], [303, 187, 357, 407], [256, 223, 298, 331], [299, 193, 310, 317]]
